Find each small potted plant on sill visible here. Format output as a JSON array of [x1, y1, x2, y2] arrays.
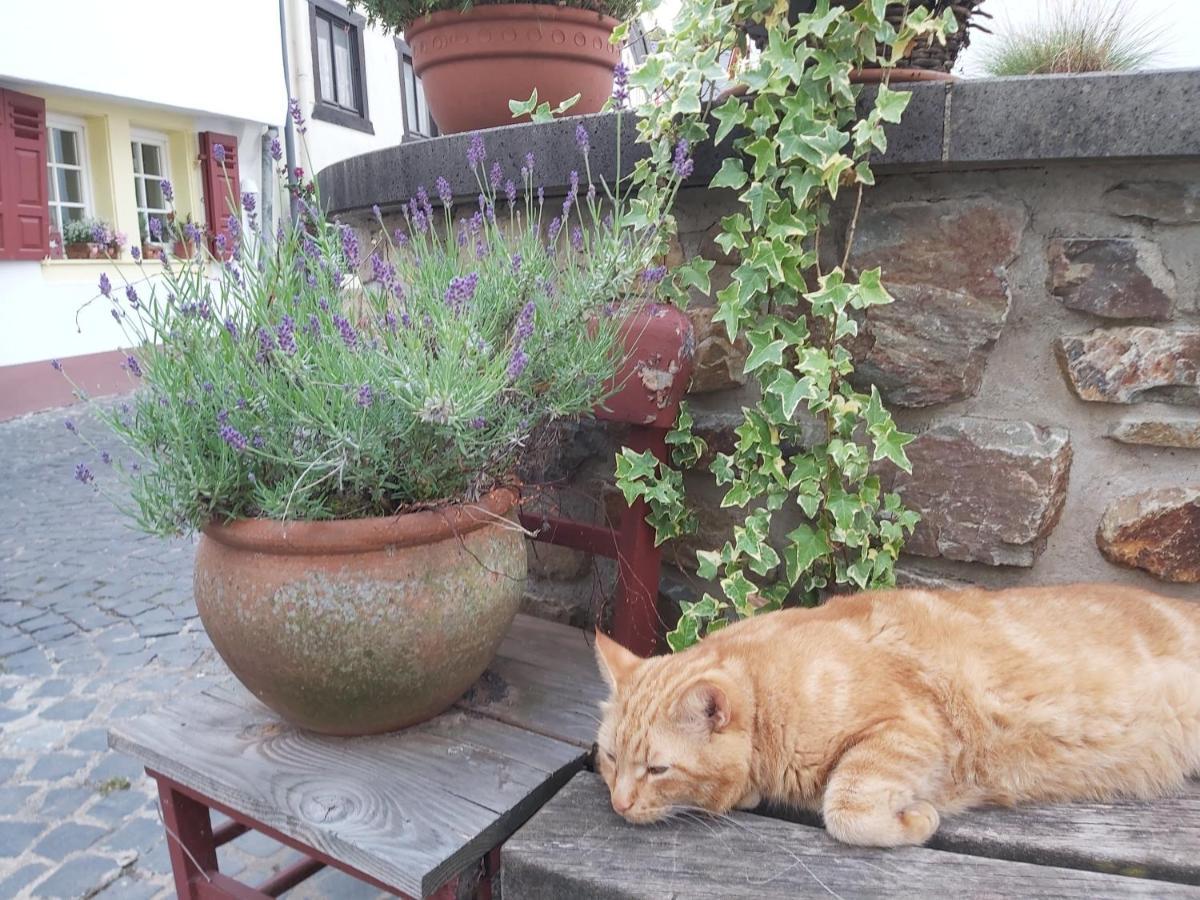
[[348, 0, 637, 133], [58, 104, 686, 736], [138, 216, 167, 261], [166, 211, 201, 258], [62, 218, 121, 260]]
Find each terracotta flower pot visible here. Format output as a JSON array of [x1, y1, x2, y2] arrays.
[[193, 488, 526, 735], [597, 304, 695, 427], [64, 242, 104, 260], [407, 3, 620, 135]]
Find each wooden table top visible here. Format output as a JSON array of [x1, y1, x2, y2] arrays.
[[109, 614, 606, 898]]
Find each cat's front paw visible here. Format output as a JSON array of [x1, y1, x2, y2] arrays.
[[824, 799, 941, 847], [734, 789, 762, 811], [898, 800, 939, 845]]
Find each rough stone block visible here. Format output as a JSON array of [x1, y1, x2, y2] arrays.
[[28, 855, 122, 900], [882, 418, 1072, 567], [685, 306, 748, 394], [1108, 407, 1200, 449], [1048, 238, 1174, 320], [1055, 327, 1200, 405], [1097, 486, 1200, 583], [847, 198, 1026, 407], [1104, 180, 1200, 225], [33, 822, 106, 858], [697, 220, 740, 265]]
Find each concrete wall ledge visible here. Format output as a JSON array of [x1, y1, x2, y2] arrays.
[[318, 69, 1200, 215]]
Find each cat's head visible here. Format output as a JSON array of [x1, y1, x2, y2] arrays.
[[593, 631, 754, 824]]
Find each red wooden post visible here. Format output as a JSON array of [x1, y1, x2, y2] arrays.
[[156, 776, 220, 900], [611, 424, 668, 657]]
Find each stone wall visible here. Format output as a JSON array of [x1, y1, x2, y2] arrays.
[[320, 72, 1200, 622]]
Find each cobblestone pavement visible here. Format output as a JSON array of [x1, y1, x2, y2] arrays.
[[1, 407, 383, 899]]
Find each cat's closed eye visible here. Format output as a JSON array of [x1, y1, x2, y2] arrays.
[[647, 765, 669, 776]]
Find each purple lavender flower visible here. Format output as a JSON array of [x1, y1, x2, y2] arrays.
[[504, 179, 516, 205], [547, 216, 562, 246], [436, 176, 452, 205], [318, 297, 330, 312], [507, 348, 529, 381], [384, 309, 397, 332], [469, 417, 487, 429], [50, 359, 62, 372], [111, 308, 122, 323], [356, 384, 374, 408], [100, 450, 112, 465], [340, 225, 360, 269], [125, 285, 139, 309], [242, 192, 257, 214], [219, 424, 248, 452], [256, 326, 276, 362], [276, 314, 297, 355], [226, 214, 241, 239], [131, 245, 142, 262], [161, 178, 174, 202], [444, 273, 479, 313], [393, 228, 409, 248], [224, 317, 239, 339], [99, 273, 112, 297], [489, 160, 503, 189], [130, 462, 141, 472], [642, 264, 668, 285], [65, 418, 76, 433], [506, 300, 536, 382], [74, 463, 94, 484], [467, 133, 486, 169], [289, 98, 307, 133], [270, 136, 283, 161], [332, 314, 358, 350], [570, 226, 584, 252], [252, 433, 265, 449], [212, 143, 226, 164], [148, 216, 163, 241], [371, 204, 381, 221], [524, 151, 535, 172], [202, 381, 214, 393], [235, 397, 248, 410], [307, 314, 321, 338], [215, 233, 227, 256], [511, 253, 523, 274], [514, 300, 535, 342], [91, 222, 109, 244], [456, 219, 468, 248], [217, 409, 229, 425], [124, 355, 142, 377], [417, 185, 433, 221], [537, 186, 545, 205], [183, 221, 202, 244], [575, 123, 590, 154], [673, 138, 694, 179], [612, 62, 630, 106]]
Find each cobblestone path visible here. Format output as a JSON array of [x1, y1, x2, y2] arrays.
[[1, 407, 382, 898]]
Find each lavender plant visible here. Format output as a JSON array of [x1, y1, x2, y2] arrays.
[[62, 103, 675, 536]]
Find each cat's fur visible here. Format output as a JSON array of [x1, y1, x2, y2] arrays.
[[594, 584, 1200, 847]]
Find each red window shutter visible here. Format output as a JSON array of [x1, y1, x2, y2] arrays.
[[0, 88, 51, 261], [198, 131, 241, 259]]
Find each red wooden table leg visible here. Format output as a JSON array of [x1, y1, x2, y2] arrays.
[[156, 775, 220, 900], [612, 425, 668, 657]]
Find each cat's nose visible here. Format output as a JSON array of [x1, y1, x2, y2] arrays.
[[612, 793, 633, 814]]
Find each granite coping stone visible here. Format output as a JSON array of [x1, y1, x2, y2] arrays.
[[319, 70, 1200, 214]]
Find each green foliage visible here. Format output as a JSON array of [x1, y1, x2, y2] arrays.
[[509, 89, 581, 124], [624, 0, 948, 650], [63, 123, 674, 535], [61, 218, 112, 245], [347, 0, 639, 32], [981, 0, 1163, 76]]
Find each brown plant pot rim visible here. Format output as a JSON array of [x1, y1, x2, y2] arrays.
[[407, 4, 619, 71], [201, 486, 518, 556], [850, 68, 957, 83]]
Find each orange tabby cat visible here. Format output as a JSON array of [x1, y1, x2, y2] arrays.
[[594, 584, 1200, 847]]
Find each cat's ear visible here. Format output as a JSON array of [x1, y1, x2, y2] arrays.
[[594, 630, 642, 691], [676, 679, 731, 734]]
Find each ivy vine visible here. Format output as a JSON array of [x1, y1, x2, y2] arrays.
[[612, 0, 953, 650]]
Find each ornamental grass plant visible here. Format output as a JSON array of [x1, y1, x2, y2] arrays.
[[62, 89, 679, 536]]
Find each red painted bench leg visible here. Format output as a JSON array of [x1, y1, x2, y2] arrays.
[[612, 425, 667, 657], [157, 777, 221, 900]]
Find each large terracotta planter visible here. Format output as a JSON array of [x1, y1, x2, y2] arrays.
[[193, 488, 526, 735], [407, 4, 620, 134]]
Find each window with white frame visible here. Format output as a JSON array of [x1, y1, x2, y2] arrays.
[[397, 40, 437, 139], [46, 116, 91, 235], [131, 132, 171, 244]]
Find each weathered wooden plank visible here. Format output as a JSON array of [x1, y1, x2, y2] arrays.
[[931, 780, 1200, 885], [457, 614, 606, 750], [110, 688, 585, 897], [503, 774, 1200, 899]]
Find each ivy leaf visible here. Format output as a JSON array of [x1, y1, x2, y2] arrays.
[[710, 158, 748, 190], [873, 85, 912, 124], [784, 523, 831, 585], [696, 549, 723, 580], [676, 258, 715, 295], [745, 136, 776, 180], [744, 329, 788, 374], [874, 426, 916, 473], [712, 97, 748, 145], [854, 268, 892, 307]]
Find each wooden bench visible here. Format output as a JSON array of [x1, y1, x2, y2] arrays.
[[505, 773, 1200, 898], [109, 614, 607, 898]]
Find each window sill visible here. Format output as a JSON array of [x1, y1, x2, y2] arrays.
[[40, 257, 164, 282], [311, 104, 375, 135]]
